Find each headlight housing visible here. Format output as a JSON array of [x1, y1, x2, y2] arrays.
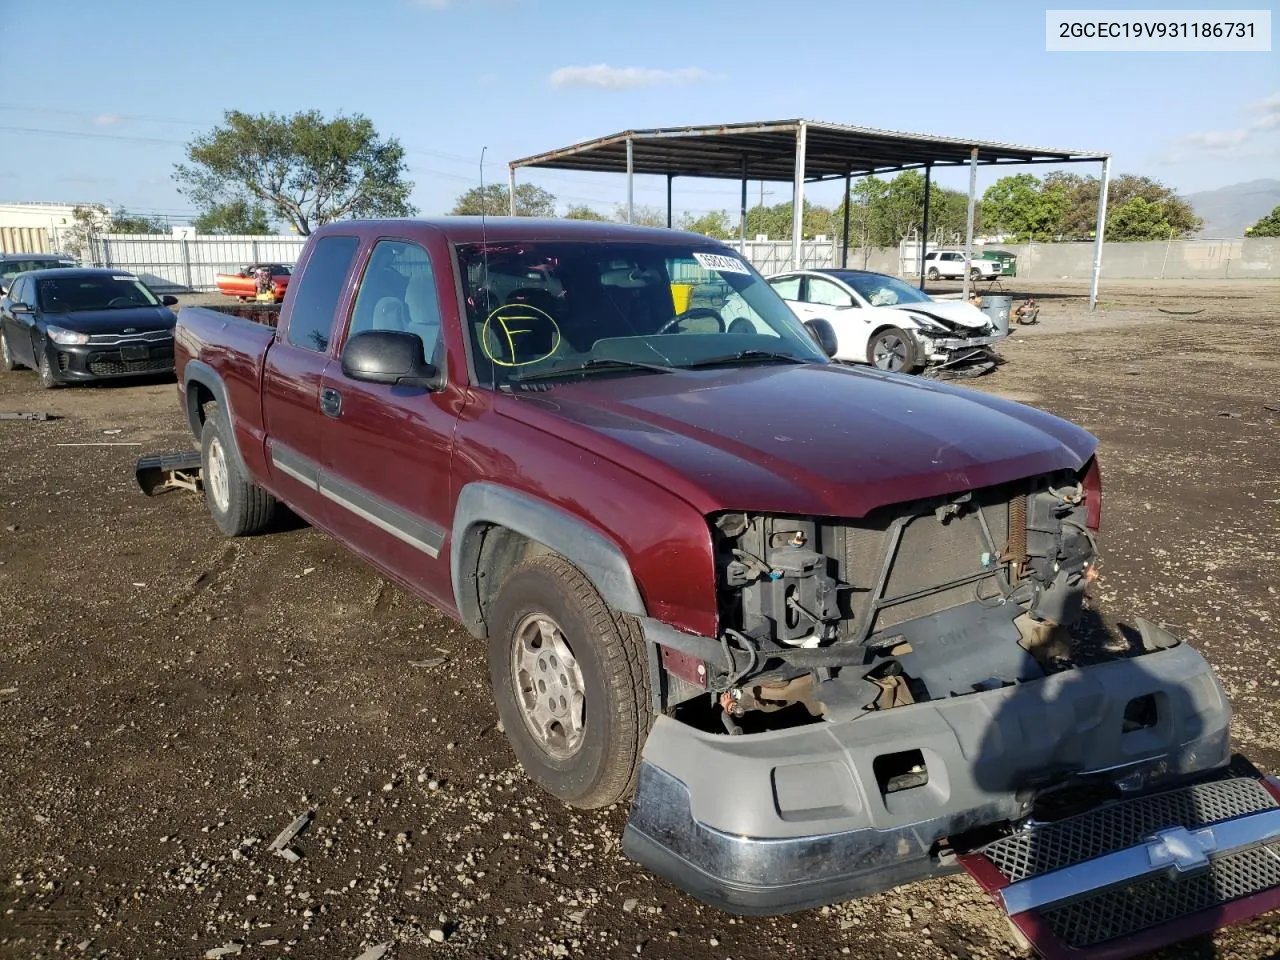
[[45, 324, 89, 346], [905, 313, 949, 333]]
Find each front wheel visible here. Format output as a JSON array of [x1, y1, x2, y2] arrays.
[[200, 402, 277, 536], [37, 350, 60, 389], [0, 330, 18, 372], [488, 554, 652, 809], [868, 326, 919, 373]]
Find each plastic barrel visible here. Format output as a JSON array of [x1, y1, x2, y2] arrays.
[[980, 295, 1013, 336]]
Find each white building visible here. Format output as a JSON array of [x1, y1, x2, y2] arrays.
[[0, 201, 111, 254]]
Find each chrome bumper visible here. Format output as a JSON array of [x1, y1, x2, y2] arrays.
[[623, 641, 1233, 914]]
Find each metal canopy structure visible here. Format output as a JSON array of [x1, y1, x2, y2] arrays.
[[510, 119, 1112, 309]]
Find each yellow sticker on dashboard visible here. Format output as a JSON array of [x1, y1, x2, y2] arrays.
[[480, 303, 562, 367]]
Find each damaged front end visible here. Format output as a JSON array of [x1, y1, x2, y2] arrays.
[[909, 314, 1005, 378], [623, 458, 1278, 949]]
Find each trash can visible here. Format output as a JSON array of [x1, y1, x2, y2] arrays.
[[980, 295, 1013, 336], [981, 250, 1017, 277]]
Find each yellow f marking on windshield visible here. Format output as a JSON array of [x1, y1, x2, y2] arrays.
[[481, 304, 561, 367]]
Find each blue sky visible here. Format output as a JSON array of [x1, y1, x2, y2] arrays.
[[1, 0, 1275, 225]]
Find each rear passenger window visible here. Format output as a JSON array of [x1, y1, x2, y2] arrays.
[[287, 236, 359, 353], [347, 240, 442, 365]]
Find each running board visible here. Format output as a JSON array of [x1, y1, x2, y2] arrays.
[[135, 449, 202, 496], [959, 759, 1280, 959]]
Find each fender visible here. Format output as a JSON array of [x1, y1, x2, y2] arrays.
[[183, 360, 251, 478], [450, 481, 647, 633]]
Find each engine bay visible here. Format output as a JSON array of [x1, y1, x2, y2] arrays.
[[697, 464, 1102, 728]]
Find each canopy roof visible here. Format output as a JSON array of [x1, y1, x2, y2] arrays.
[[509, 119, 1107, 182]]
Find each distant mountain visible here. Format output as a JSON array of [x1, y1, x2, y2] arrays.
[[1184, 179, 1280, 237]]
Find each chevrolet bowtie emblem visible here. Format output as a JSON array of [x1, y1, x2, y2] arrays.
[[1146, 826, 1217, 872]]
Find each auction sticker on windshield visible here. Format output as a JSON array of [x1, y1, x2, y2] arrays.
[[692, 252, 750, 275]]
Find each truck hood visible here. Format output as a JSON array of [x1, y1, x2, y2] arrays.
[[504, 363, 1096, 518], [885, 299, 990, 329]]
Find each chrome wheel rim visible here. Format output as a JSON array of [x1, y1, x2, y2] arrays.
[[872, 334, 908, 371], [206, 436, 230, 512], [510, 613, 586, 760]]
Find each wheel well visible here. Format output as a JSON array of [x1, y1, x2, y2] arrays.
[[458, 524, 554, 639], [187, 381, 216, 438]]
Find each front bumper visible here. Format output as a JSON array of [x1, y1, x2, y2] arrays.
[[43, 339, 175, 382], [623, 642, 1232, 915]]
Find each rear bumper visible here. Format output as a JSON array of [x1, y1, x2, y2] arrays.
[[44, 340, 175, 382], [623, 642, 1233, 915]]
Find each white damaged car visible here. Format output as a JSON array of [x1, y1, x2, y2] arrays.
[[731, 269, 1005, 375]]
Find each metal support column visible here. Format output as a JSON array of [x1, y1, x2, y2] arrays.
[[1089, 156, 1111, 312], [791, 121, 807, 269], [841, 170, 852, 268], [507, 166, 516, 216], [961, 147, 979, 303], [740, 157, 748, 251], [626, 137, 635, 224], [666, 174, 673, 228], [919, 164, 933, 290]]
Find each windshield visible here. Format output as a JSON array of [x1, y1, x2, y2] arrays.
[[456, 241, 827, 388], [841, 272, 932, 307], [1, 259, 74, 284], [36, 275, 160, 312]]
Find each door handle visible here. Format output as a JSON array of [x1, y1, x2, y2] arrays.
[[320, 387, 342, 418]]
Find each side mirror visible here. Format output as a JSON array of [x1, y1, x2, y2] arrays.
[[10, 302, 31, 314], [161, 294, 179, 306], [803, 318, 839, 358], [341, 330, 442, 389]]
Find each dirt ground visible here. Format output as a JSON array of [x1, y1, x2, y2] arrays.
[[1, 278, 1278, 960]]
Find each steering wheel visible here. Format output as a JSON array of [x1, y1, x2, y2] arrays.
[[107, 297, 137, 307], [656, 307, 725, 335]]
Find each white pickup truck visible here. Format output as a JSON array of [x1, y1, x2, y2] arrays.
[[924, 249, 1001, 281]]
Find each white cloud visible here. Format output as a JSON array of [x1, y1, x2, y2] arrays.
[[548, 64, 715, 90], [92, 114, 124, 127], [1178, 91, 1280, 152]]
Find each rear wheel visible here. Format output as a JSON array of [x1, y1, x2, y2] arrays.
[[488, 554, 652, 809], [0, 330, 17, 372], [37, 350, 60, 389], [970, 267, 982, 280], [926, 267, 941, 280], [200, 402, 276, 536], [868, 326, 919, 373]]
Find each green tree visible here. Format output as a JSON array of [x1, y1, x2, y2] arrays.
[[451, 183, 556, 216], [834, 176, 890, 255], [1246, 204, 1280, 237], [744, 200, 835, 240], [59, 204, 111, 262], [562, 204, 608, 221], [108, 207, 168, 234], [678, 210, 733, 238], [982, 174, 1062, 241], [612, 203, 667, 227], [1041, 171, 1200, 240], [194, 199, 272, 234], [174, 110, 415, 236]]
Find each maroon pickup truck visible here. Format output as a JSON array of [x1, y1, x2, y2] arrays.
[[172, 218, 1280, 956]]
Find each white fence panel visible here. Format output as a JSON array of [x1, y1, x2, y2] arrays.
[[89, 234, 307, 292]]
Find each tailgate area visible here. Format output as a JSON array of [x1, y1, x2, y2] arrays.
[[960, 759, 1280, 959]]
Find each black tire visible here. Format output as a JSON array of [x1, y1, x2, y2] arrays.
[[37, 350, 60, 389], [926, 267, 941, 281], [867, 325, 919, 373], [0, 330, 17, 372], [488, 554, 652, 809], [970, 267, 982, 280], [200, 401, 277, 536]]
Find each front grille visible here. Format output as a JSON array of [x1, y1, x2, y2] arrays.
[[1041, 838, 1280, 947], [87, 357, 174, 376], [984, 778, 1278, 883], [87, 329, 172, 345], [56, 352, 70, 371]]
